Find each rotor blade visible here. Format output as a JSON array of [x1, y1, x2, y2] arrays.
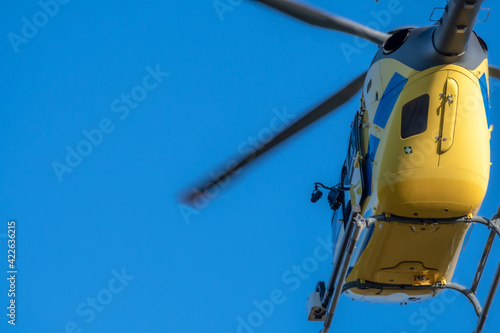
[[489, 65, 500, 79], [183, 71, 367, 205], [255, 0, 390, 45]]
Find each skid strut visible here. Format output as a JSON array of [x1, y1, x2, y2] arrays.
[[316, 206, 500, 333]]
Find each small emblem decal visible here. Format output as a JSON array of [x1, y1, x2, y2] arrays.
[[404, 146, 413, 154]]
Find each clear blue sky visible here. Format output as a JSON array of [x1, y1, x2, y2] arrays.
[[1, 0, 500, 332]]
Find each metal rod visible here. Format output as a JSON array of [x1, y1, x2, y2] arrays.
[[444, 282, 482, 317], [475, 260, 500, 333], [322, 217, 365, 333], [471, 230, 496, 294], [475, 208, 500, 333], [321, 205, 360, 309]]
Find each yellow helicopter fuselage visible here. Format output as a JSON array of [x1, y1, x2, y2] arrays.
[[344, 28, 491, 302]]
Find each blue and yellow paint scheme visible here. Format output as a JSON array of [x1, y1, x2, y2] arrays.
[[339, 26, 492, 302]]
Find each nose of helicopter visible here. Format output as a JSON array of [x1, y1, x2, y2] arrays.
[[374, 64, 490, 218], [377, 167, 487, 218]]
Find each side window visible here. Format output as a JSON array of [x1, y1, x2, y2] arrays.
[[401, 94, 429, 139]]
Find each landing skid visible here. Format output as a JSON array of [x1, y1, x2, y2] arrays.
[[309, 206, 500, 333]]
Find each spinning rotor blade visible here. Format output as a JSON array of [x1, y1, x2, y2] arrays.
[[183, 71, 367, 205], [489, 65, 500, 79], [255, 0, 390, 45]]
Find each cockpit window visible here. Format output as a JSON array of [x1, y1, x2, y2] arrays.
[[401, 94, 429, 139]]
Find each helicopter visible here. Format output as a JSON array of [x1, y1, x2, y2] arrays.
[[183, 0, 500, 332]]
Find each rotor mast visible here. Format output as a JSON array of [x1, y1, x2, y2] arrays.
[[433, 0, 485, 56]]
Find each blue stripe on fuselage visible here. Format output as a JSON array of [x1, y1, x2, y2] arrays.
[[373, 72, 408, 129], [479, 73, 490, 126], [364, 135, 380, 197]]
